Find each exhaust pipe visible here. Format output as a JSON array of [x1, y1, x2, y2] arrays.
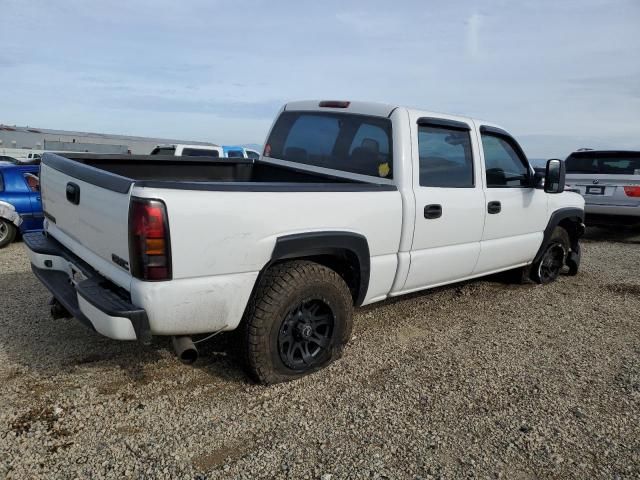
[[172, 336, 198, 364]]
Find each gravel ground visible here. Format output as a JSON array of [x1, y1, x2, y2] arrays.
[[1, 228, 639, 479]]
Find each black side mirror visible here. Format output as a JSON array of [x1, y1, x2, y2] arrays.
[[544, 159, 565, 193]]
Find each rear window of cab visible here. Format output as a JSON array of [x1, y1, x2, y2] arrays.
[[265, 111, 393, 179]]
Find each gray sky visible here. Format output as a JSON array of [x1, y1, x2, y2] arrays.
[[1, 0, 639, 157]]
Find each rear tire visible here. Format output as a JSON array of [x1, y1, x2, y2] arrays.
[[531, 227, 570, 284], [0, 219, 17, 248], [241, 260, 353, 385]]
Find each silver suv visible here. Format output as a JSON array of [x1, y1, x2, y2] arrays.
[[565, 150, 640, 227]]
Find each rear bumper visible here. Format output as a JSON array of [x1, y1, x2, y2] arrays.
[[24, 232, 150, 343], [584, 203, 640, 217], [584, 204, 640, 226]]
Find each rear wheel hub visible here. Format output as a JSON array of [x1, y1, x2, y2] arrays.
[[278, 299, 335, 371]]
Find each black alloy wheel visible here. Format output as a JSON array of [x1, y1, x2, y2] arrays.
[[278, 298, 335, 370], [537, 243, 566, 284]]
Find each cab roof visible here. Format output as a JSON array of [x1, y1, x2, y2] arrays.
[[284, 100, 398, 118], [283, 99, 493, 129]]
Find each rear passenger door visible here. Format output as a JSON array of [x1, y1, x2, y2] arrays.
[[403, 117, 486, 291], [473, 125, 548, 274]]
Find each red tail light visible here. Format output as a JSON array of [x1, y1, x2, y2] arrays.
[[623, 186, 640, 197], [129, 198, 172, 281]]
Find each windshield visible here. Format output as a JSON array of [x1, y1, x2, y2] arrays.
[[265, 111, 393, 178], [566, 152, 640, 175]]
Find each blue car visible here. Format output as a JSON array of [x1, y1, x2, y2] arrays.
[[0, 160, 43, 248], [222, 145, 247, 158]]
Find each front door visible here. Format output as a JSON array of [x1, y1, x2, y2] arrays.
[[403, 117, 486, 292], [473, 125, 548, 274]]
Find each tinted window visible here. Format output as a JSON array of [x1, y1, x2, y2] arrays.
[[418, 126, 474, 187], [0, 173, 4, 191], [151, 147, 176, 155], [266, 112, 393, 178], [566, 153, 640, 175], [482, 135, 529, 187], [226, 150, 244, 158], [182, 148, 220, 157]]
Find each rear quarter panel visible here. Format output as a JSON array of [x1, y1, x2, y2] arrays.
[[132, 186, 403, 303]]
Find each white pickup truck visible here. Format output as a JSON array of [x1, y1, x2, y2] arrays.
[[25, 100, 585, 384], [150, 144, 224, 158]]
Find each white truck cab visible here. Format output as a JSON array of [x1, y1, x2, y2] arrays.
[[25, 100, 585, 384]]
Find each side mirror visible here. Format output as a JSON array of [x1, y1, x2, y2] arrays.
[[544, 159, 565, 194], [532, 168, 546, 188]]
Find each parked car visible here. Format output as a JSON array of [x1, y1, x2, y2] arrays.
[[245, 148, 261, 159], [565, 150, 640, 226], [150, 144, 224, 157], [24, 152, 42, 163], [24, 99, 584, 383], [0, 163, 42, 248], [222, 146, 261, 159], [222, 145, 246, 158], [0, 155, 21, 165]]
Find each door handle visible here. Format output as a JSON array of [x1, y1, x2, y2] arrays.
[[66, 182, 80, 205], [487, 201, 501, 214], [424, 204, 442, 219]]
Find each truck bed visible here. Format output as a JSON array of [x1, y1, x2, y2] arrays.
[[49, 153, 394, 191]]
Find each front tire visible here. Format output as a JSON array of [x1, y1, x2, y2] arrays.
[[0, 219, 17, 248], [531, 227, 570, 284], [241, 260, 353, 384]]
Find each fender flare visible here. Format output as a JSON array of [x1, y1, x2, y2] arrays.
[[270, 231, 371, 306], [0, 201, 23, 227], [533, 207, 585, 264]]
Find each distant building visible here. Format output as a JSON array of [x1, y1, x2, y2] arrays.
[[0, 124, 216, 155]]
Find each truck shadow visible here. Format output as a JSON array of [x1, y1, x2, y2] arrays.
[[0, 271, 248, 385], [0, 264, 539, 386]]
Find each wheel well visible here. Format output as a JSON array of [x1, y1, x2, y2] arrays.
[[271, 251, 362, 305], [558, 217, 583, 250]]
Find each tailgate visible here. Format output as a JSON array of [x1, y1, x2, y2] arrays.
[[40, 154, 134, 289]]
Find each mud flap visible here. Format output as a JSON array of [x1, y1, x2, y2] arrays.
[[566, 244, 581, 276]]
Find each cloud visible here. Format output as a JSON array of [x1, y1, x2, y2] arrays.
[[569, 74, 640, 99], [335, 11, 403, 36], [1, 0, 639, 155], [108, 95, 283, 119], [466, 13, 484, 59]]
